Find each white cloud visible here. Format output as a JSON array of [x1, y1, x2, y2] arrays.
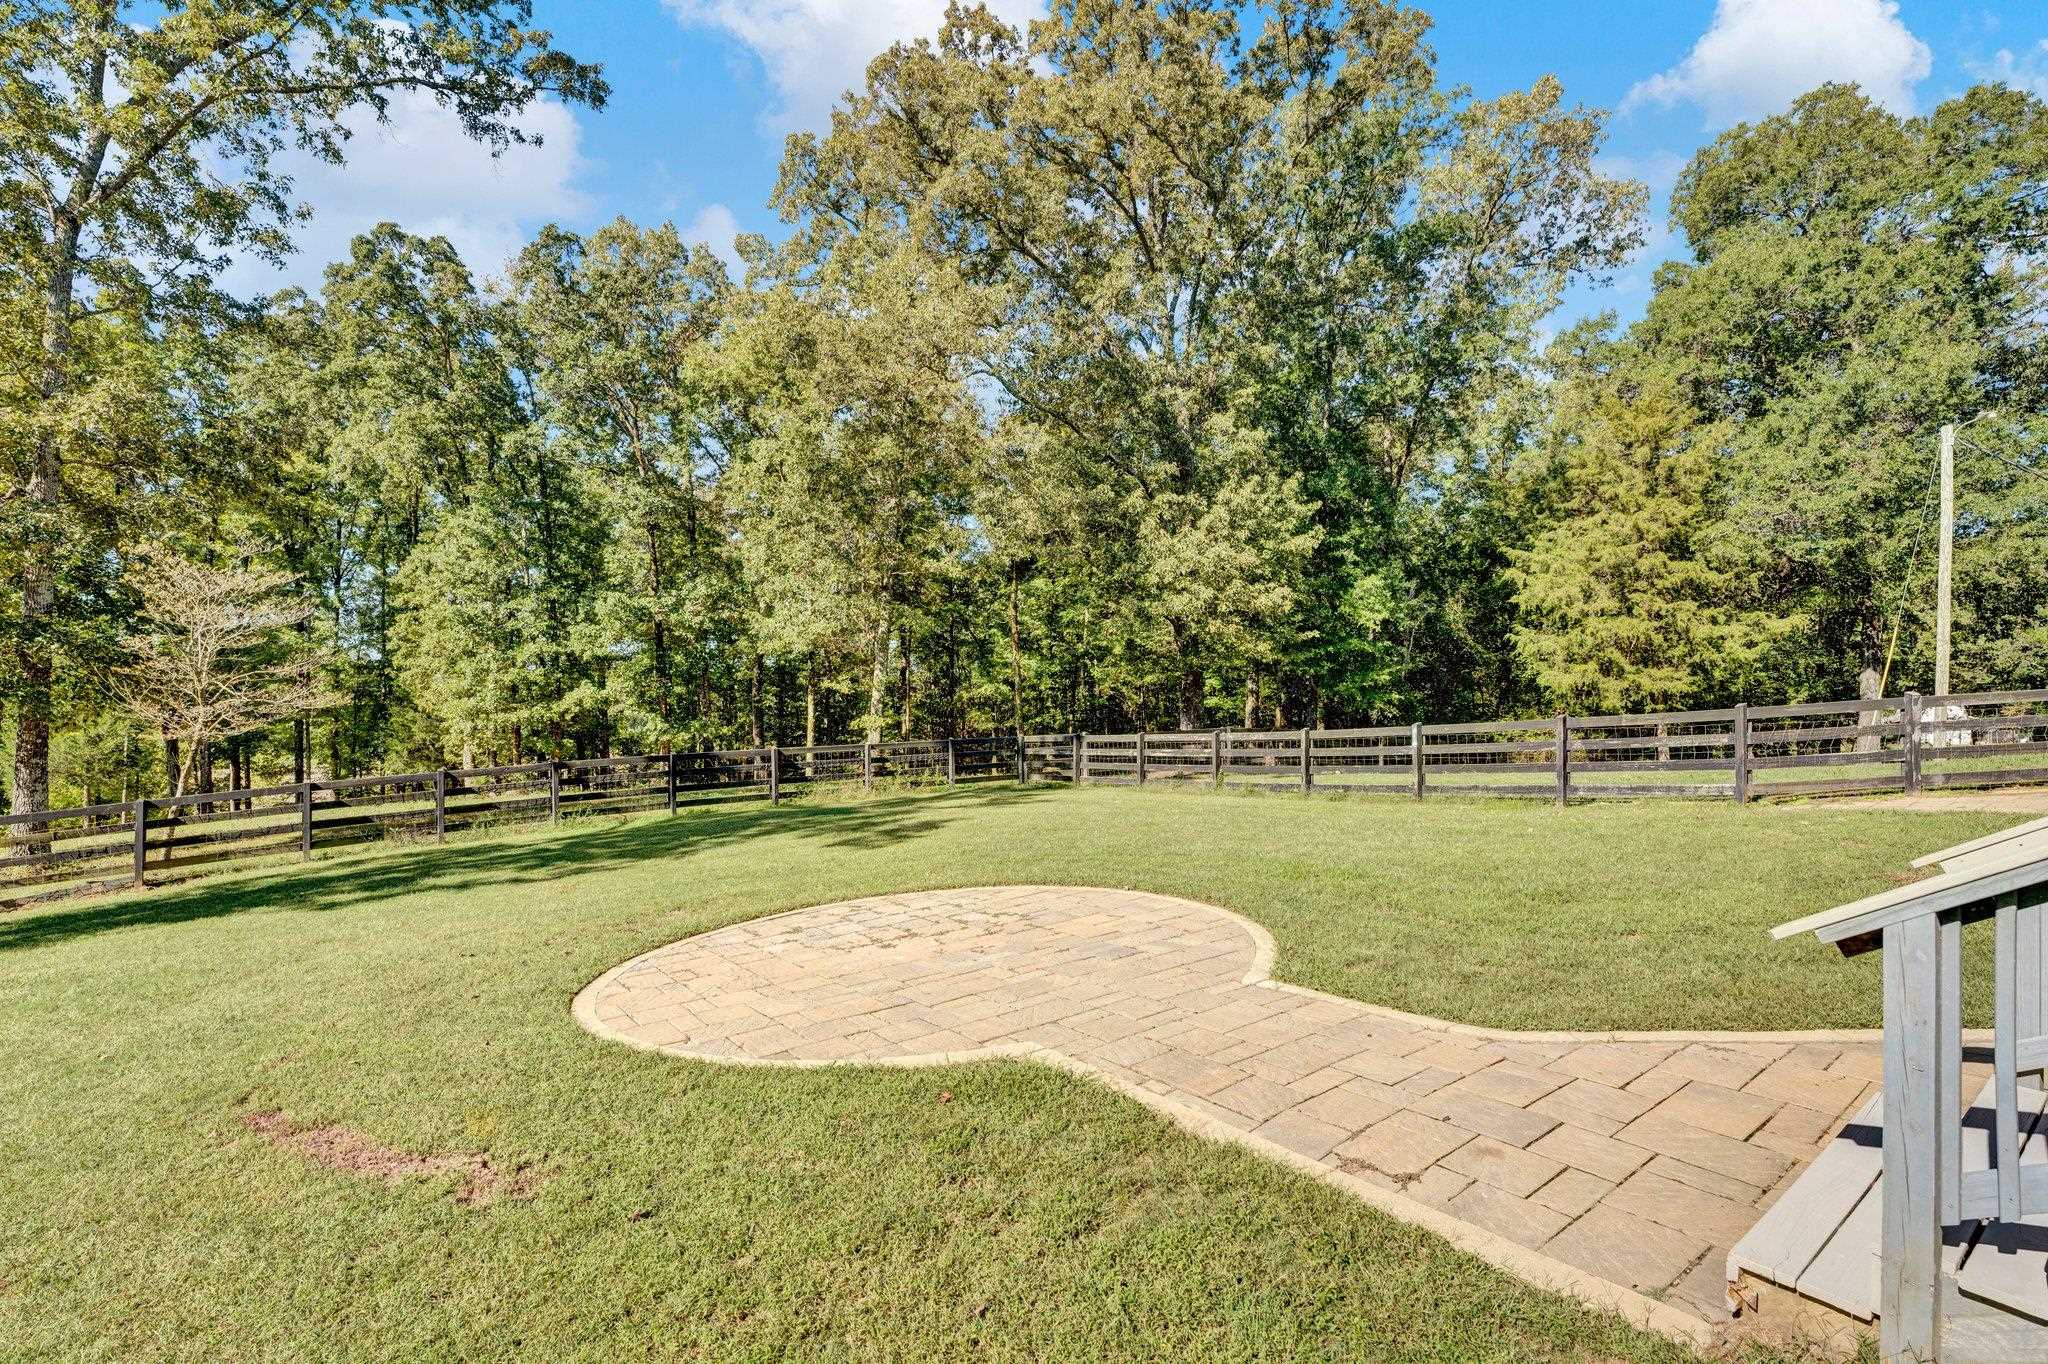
[[1625, 0, 1932, 124], [685, 202, 744, 273], [1970, 40, 2048, 100], [220, 88, 591, 296], [666, 0, 1043, 134]]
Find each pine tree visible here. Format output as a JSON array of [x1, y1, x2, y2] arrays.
[[1510, 370, 1780, 712]]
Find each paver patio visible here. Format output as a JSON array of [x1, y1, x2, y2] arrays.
[[574, 885, 1913, 1342]]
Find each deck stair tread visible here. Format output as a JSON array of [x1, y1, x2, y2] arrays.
[[1729, 1092, 1883, 1311], [1729, 1080, 2048, 1322], [1955, 1081, 2048, 1321]]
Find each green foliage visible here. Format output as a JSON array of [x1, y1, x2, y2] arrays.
[[391, 459, 608, 763], [1633, 83, 2048, 698], [776, 0, 1641, 728], [1, 0, 606, 812], [508, 219, 739, 746], [723, 222, 986, 741], [4, 3, 2046, 802], [1510, 368, 1781, 711]]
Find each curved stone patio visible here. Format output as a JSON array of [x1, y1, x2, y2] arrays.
[[574, 885, 1896, 1348]]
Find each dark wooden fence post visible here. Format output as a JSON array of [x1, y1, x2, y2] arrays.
[[1904, 691, 1923, 796], [43, 686, 2046, 911], [1411, 722, 1425, 800], [132, 798, 148, 888], [1554, 713, 1570, 808], [1732, 703, 1751, 805]]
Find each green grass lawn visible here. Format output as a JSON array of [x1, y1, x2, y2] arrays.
[[3, 784, 2006, 1362]]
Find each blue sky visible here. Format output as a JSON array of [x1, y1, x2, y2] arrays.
[[240, 0, 2048, 326]]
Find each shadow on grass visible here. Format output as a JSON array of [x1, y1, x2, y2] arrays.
[[0, 780, 1060, 955]]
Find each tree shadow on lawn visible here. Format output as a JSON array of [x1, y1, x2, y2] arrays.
[[0, 781, 1060, 955]]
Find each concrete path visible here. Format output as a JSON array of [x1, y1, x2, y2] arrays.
[[574, 886, 1893, 1348]]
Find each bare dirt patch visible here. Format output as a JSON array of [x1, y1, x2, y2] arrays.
[[239, 1110, 542, 1207]]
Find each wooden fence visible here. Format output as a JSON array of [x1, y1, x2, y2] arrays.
[[1073, 688, 2048, 804], [0, 735, 1054, 908], [3, 687, 2043, 909]]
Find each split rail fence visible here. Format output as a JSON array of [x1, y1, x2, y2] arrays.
[[4, 688, 2043, 909], [1080, 688, 2048, 804]]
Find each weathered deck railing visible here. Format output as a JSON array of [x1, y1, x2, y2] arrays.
[[1772, 818, 2048, 1361]]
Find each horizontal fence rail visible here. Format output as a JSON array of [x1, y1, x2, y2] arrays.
[[5, 688, 2044, 909], [1065, 689, 2046, 807], [0, 734, 1077, 908]]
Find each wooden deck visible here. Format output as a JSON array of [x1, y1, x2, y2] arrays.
[[1730, 1074, 2048, 1357]]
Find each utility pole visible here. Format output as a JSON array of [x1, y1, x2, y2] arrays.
[[1936, 422, 1955, 700]]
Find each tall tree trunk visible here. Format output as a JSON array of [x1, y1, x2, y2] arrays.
[[1177, 666, 1202, 732], [1007, 562, 1025, 735], [648, 513, 671, 724], [945, 598, 961, 739], [697, 664, 712, 750], [804, 661, 817, 748], [12, 221, 84, 830], [866, 617, 890, 746], [1243, 674, 1259, 730], [650, 618, 671, 724], [1164, 618, 1201, 731], [898, 626, 913, 740], [748, 653, 763, 747]]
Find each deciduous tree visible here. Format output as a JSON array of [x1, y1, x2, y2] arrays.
[[0, 0, 603, 817], [117, 545, 335, 797]]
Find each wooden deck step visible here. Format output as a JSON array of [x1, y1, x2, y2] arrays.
[[1728, 1092, 1884, 1318], [1728, 1081, 2048, 1323], [1955, 1081, 2048, 1323]]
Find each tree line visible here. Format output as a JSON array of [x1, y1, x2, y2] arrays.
[[3, 1, 2044, 815]]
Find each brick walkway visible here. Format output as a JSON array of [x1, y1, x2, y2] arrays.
[[573, 886, 1887, 1340]]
